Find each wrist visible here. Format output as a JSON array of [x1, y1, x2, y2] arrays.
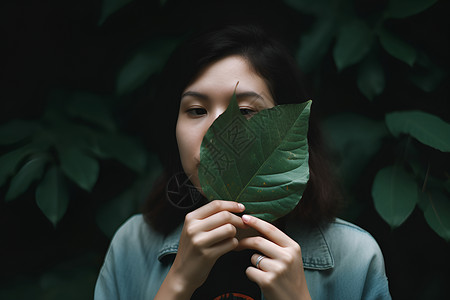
[[299, 284, 311, 300], [156, 268, 196, 300]]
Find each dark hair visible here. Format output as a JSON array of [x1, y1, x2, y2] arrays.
[[142, 23, 343, 234]]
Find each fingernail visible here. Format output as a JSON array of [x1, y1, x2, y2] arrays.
[[238, 203, 245, 210], [242, 214, 250, 222]]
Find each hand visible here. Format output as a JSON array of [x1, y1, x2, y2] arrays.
[[237, 214, 311, 300], [156, 200, 246, 299]]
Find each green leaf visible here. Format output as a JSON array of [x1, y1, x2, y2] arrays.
[[423, 190, 450, 241], [0, 146, 35, 188], [49, 122, 97, 153], [57, 147, 99, 191], [36, 166, 69, 226], [0, 120, 40, 145], [409, 51, 446, 92], [94, 133, 147, 173], [378, 29, 417, 66], [66, 92, 116, 132], [386, 0, 439, 19], [372, 164, 418, 227], [199, 94, 311, 222], [5, 155, 48, 202], [283, 0, 331, 15], [116, 38, 179, 95], [385, 111, 450, 152], [98, 0, 135, 25], [116, 52, 156, 95], [333, 19, 374, 71], [357, 54, 386, 101], [323, 113, 388, 188], [296, 16, 336, 73], [418, 175, 447, 210]]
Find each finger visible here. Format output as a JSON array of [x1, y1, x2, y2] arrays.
[[242, 214, 292, 247], [251, 254, 274, 271], [189, 200, 245, 220], [196, 223, 238, 248], [245, 266, 265, 286], [237, 236, 283, 258], [199, 210, 246, 231], [205, 237, 239, 258], [186, 211, 246, 236]]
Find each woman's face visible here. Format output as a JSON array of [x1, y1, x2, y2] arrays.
[[176, 55, 275, 191]]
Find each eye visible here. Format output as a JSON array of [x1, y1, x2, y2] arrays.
[[187, 108, 207, 116], [240, 108, 257, 118]]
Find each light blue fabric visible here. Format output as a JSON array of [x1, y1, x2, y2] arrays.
[[95, 214, 391, 300]]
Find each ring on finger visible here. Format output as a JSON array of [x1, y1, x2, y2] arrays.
[[255, 255, 265, 269]]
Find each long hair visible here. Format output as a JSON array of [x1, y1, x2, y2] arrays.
[[142, 23, 343, 234]]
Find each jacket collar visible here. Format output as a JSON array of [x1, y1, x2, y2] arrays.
[[157, 219, 334, 270], [285, 219, 334, 270]]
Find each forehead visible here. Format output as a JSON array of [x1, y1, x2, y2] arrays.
[[183, 55, 271, 96]]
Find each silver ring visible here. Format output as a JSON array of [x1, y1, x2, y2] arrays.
[[255, 255, 265, 269]]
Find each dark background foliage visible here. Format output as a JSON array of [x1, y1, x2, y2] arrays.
[[1, 0, 449, 299]]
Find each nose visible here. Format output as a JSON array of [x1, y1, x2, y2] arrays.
[[209, 106, 228, 124]]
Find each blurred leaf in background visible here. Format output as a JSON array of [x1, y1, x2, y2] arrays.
[[323, 113, 388, 189], [5, 154, 48, 201], [372, 164, 419, 227], [422, 190, 450, 241], [385, 0, 439, 19], [333, 19, 374, 71], [116, 37, 180, 96], [357, 53, 386, 101], [35, 166, 70, 227], [385, 110, 450, 152], [0, 89, 157, 226]]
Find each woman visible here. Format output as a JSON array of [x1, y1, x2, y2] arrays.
[[95, 24, 391, 300]]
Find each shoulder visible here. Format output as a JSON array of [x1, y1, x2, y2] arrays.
[[95, 214, 174, 299], [323, 219, 391, 298], [321, 218, 384, 261], [287, 217, 386, 271], [107, 213, 183, 263], [113, 214, 151, 238], [290, 218, 391, 299], [320, 218, 389, 287], [97, 214, 169, 279], [324, 218, 373, 235], [322, 218, 380, 246], [111, 214, 154, 243], [108, 214, 167, 257]]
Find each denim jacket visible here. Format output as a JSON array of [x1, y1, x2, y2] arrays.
[[95, 215, 391, 299]]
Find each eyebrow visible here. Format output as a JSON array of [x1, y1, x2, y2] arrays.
[[181, 91, 265, 101], [181, 91, 210, 101]]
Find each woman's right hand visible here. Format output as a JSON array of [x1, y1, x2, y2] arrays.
[[155, 200, 246, 299]]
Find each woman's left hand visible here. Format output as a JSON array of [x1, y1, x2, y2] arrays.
[[237, 214, 311, 300]]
